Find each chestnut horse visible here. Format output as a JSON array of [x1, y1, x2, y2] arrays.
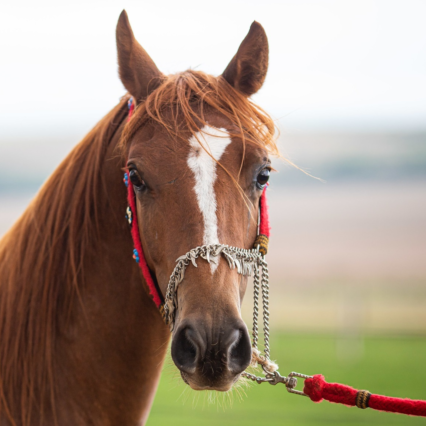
[[0, 11, 278, 426]]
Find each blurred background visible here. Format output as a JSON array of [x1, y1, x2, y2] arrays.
[[1, 0, 425, 424]]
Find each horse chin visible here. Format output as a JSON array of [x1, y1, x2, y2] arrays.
[[180, 371, 238, 392]]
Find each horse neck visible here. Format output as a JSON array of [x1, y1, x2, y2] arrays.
[[60, 113, 170, 425], [64, 115, 170, 425], [0, 101, 170, 426]]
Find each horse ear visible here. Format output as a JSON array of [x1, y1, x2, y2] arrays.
[[222, 21, 269, 97], [116, 10, 163, 102]]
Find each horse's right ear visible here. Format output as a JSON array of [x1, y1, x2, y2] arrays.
[[116, 10, 163, 102]]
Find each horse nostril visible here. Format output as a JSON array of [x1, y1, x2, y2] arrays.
[[228, 327, 252, 374], [171, 326, 199, 374]]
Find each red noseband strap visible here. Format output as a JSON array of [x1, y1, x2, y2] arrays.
[[124, 96, 270, 312]]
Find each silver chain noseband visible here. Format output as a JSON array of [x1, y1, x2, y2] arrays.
[[163, 243, 308, 390]]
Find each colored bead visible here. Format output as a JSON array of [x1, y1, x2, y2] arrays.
[[132, 249, 140, 263]]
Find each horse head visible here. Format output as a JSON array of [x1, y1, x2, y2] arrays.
[[116, 10, 277, 392]]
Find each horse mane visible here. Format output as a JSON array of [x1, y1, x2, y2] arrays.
[[119, 70, 279, 158], [0, 97, 128, 426]]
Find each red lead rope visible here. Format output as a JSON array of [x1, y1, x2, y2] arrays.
[[303, 375, 426, 417]]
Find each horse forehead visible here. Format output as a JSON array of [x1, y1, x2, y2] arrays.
[[130, 121, 261, 179], [188, 125, 232, 156], [186, 125, 254, 168], [133, 124, 240, 166], [185, 125, 251, 183]]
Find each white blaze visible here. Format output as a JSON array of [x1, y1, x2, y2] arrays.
[[187, 125, 232, 272]]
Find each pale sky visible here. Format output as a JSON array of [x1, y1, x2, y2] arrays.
[[1, 0, 426, 142]]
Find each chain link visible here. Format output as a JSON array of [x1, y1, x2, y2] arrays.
[[260, 258, 271, 360], [252, 264, 260, 349]]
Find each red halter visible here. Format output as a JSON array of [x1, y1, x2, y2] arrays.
[[124, 99, 426, 420], [124, 97, 270, 313]]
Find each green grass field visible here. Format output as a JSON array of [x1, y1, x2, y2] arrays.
[[149, 333, 426, 425]]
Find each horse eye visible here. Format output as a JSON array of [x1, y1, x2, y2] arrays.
[[256, 168, 270, 189], [129, 169, 146, 190]]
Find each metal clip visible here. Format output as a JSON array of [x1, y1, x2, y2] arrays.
[[266, 371, 290, 386], [287, 372, 312, 397], [266, 371, 312, 397]]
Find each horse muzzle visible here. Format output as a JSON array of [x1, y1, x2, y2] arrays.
[[171, 317, 252, 391]]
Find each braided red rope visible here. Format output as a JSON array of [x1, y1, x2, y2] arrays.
[[303, 374, 426, 417], [126, 175, 163, 308], [125, 96, 163, 308], [258, 185, 270, 238]]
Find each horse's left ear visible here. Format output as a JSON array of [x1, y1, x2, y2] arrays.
[[222, 21, 269, 97], [116, 10, 163, 102]]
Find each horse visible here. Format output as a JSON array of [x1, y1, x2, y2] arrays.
[[0, 10, 279, 426]]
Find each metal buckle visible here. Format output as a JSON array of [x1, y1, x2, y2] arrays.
[[266, 371, 312, 397]]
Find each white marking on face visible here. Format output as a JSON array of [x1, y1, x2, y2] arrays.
[[187, 125, 232, 273]]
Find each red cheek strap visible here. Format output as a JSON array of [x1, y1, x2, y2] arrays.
[[125, 97, 164, 309], [125, 173, 164, 311], [253, 186, 270, 256]]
